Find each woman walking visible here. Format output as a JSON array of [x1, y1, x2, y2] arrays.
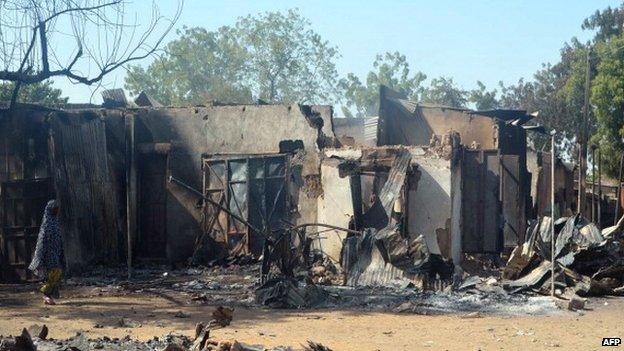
[[29, 200, 65, 305]]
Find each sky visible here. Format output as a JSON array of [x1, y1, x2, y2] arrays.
[[50, 0, 622, 107]]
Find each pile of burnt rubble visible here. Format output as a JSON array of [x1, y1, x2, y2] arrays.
[[0, 330, 331, 351], [255, 212, 624, 310], [501, 214, 624, 298], [0, 308, 333, 351]]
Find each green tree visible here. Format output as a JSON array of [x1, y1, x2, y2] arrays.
[[237, 10, 340, 104], [339, 52, 426, 118], [421, 77, 468, 108], [590, 33, 624, 176], [126, 26, 251, 106], [496, 41, 590, 154], [126, 10, 340, 106], [469, 81, 500, 110], [0, 81, 67, 106], [582, 2, 624, 43]]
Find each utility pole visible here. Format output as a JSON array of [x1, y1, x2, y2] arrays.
[[591, 145, 596, 222], [551, 130, 556, 297], [615, 154, 624, 225], [577, 47, 591, 216], [598, 147, 602, 228]]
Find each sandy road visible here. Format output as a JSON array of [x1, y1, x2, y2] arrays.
[[0, 285, 622, 351]]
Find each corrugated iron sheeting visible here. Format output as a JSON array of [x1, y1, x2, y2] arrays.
[[50, 112, 121, 268], [363, 117, 378, 145], [346, 149, 416, 286]]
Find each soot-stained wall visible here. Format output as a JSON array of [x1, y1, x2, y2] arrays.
[[132, 104, 333, 262]]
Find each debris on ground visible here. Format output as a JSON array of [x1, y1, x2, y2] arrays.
[[501, 215, 624, 298], [255, 278, 330, 308], [211, 306, 234, 327], [0, 329, 35, 351], [26, 325, 47, 340], [0, 324, 322, 351], [339, 150, 454, 289], [303, 340, 334, 351], [309, 257, 344, 286]]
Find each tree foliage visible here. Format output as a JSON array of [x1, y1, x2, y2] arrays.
[[469, 81, 500, 110], [126, 10, 340, 106], [421, 76, 468, 108], [582, 3, 624, 43], [126, 26, 251, 106], [0, 81, 67, 106], [338, 52, 426, 118], [591, 33, 624, 175]]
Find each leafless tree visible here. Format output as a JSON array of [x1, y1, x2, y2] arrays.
[[0, 0, 182, 107]]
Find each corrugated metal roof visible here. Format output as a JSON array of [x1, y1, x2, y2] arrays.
[[364, 117, 378, 144]]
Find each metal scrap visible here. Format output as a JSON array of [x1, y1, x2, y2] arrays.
[[503, 214, 624, 296]]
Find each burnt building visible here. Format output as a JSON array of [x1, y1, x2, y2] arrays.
[[0, 101, 335, 281], [319, 86, 534, 267]]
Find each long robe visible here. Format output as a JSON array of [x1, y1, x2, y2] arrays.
[[29, 200, 64, 276]]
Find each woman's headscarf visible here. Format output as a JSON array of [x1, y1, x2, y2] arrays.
[[29, 200, 64, 275]]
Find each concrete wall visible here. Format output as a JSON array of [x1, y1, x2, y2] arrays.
[[133, 104, 331, 262], [316, 159, 354, 262], [316, 147, 454, 262], [380, 99, 499, 149], [408, 152, 452, 256]]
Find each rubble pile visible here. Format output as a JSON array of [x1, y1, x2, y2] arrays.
[[0, 330, 267, 351], [66, 264, 258, 307], [0, 322, 334, 351], [502, 214, 624, 297], [255, 278, 331, 309], [309, 257, 344, 286]]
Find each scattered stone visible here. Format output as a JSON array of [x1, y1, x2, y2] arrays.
[[67, 333, 90, 351], [0, 329, 36, 351], [393, 301, 415, 313], [117, 318, 142, 328], [27, 324, 48, 340], [174, 311, 190, 318], [303, 340, 333, 351], [163, 344, 187, 351], [460, 312, 482, 319], [485, 277, 498, 286], [212, 306, 234, 327], [567, 296, 586, 311]]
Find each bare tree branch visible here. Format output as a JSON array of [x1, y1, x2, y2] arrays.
[[0, 0, 183, 107]]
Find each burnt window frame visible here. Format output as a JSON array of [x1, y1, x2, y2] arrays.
[[202, 153, 290, 256]]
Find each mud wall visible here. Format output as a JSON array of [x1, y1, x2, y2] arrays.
[[408, 153, 452, 256], [133, 104, 331, 262]]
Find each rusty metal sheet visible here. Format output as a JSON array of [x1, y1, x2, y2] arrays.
[[461, 149, 501, 253], [49, 112, 122, 267], [501, 155, 526, 247]]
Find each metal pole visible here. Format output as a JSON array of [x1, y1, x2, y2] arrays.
[[577, 48, 592, 216], [598, 148, 602, 228], [591, 146, 596, 222], [168, 175, 261, 233], [551, 131, 556, 297], [125, 114, 136, 279], [615, 153, 624, 225]]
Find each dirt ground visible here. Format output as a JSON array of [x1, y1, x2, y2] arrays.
[[0, 284, 622, 351]]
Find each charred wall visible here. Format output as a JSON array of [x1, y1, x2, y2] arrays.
[[131, 104, 332, 263], [49, 110, 123, 269], [379, 86, 499, 148], [0, 107, 124, 277]]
